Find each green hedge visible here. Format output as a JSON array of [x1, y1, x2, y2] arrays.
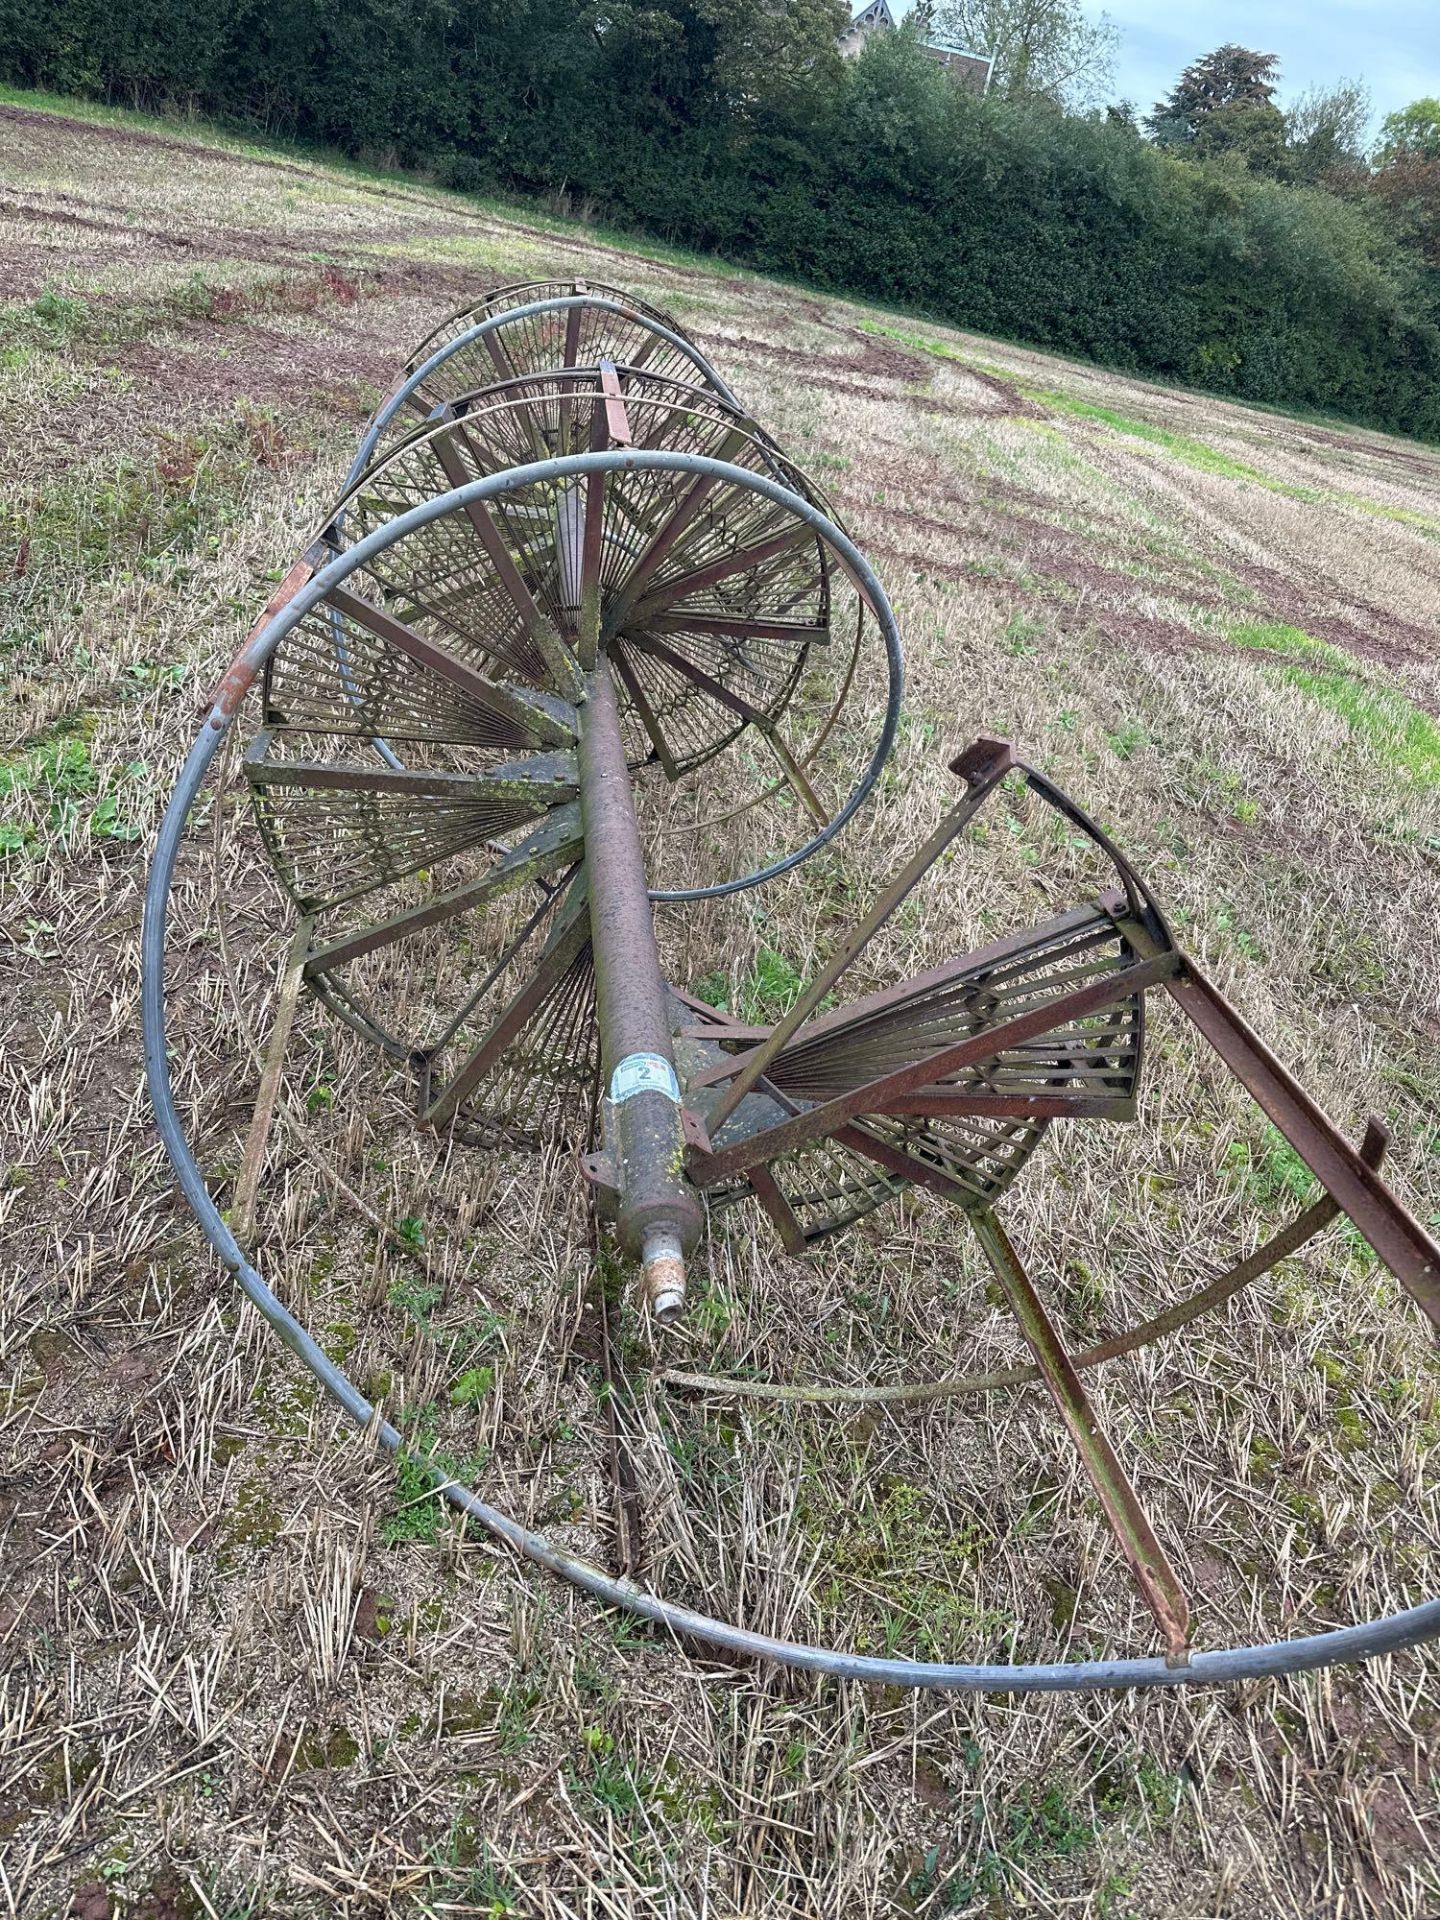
[[4, 0, 1437, 437]]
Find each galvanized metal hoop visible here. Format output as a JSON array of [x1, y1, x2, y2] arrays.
[[353, 298, 743, 486], [400, 280, 685, 380], [256, 450, 905, 902], [142, 709, 1440, 1688]]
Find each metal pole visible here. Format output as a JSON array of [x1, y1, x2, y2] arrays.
[[576, 662, 701, 1318]]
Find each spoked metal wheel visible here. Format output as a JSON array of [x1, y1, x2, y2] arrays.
[[329, 368, 888, 881], [362, 290, 740, 473], [143, 279, 1440, 1694], [402, 279, 687, 378], [245, 437, 897, 1155]]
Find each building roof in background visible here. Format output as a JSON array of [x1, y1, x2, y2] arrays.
[[840, 2, 993, 89]]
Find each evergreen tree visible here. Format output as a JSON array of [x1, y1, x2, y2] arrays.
[[1148, 44, 1280, 146]]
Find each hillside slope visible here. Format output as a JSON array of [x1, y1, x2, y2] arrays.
[[2, 95, 1439, 1919]]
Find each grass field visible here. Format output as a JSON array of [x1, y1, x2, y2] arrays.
[[3, 91, 1440, 1920]]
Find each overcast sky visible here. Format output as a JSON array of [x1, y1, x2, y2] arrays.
[[898, 1, 1438, 136], [1102, 0, 1438, 132]]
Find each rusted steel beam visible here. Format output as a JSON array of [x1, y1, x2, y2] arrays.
[[324, 586, 576, 746], [429, 435, 582, 697], [970, 1209, 1191, 1664], [480, 326, 517, 385], [579, 664, 701, 1317], [627, 324, 663, 372], [604, 426, 754, 617], [761, 726, 829, 827], [305, 805, 582, 973], [610, 643, 682, 780], [563, 301, 583, 370], [575, 399, 610, 671], [691, 950, 1179, 1185], [1122, 923, 1440, 1329], [597, 358, 634, 447], [427, 870, 582, 1055], [834, 1121, 1000, 1210], [704, 738, 1018, 1133], [621, 630, 771, 724], [612, 522, 815, 632], [746, 1163, 809, 1257], [423, 881, 591, 1127]]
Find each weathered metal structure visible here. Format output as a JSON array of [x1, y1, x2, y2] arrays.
[[143, 282, 1440, 1690]]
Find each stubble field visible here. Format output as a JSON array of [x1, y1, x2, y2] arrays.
[[2, 92, 1440, 1920]]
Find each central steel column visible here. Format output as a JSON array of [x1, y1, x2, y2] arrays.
[[577, 661, 701, 1319]]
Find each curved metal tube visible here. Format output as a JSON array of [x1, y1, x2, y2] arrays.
[[401, 281, 683, 382], [253, 451, 904, 903], [144, 465, 1440, 1693], [350, 298, 743, 491]]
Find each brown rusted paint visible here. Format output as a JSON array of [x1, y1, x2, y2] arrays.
[[1123, 922, 1440, 1328], [579, 663, 702, 1268], [598, 358, 634, 446], [691, 952, 1180, 1185], [702, 737, 1019, 1133], [209, 551, 321, 726], [970, 1208, 1192, 1663]]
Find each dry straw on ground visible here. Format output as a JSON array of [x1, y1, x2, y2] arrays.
[[2, 93, 1439, 1920]]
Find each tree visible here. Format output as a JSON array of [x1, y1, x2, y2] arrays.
[[932, 0, 1118, 109], [1366, 99, 1440, 267], [1192, 100, 1288, 175], [1375, 97, 1440, 165], [1148, 44, 1279, 146], [1286, 77, 1370, 182]]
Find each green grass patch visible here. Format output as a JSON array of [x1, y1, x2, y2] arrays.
[[0, 730, 148, 853], [861, 318, 967, 365], [1282, 668, 1440, 789], [736, 945, 807, 1023], [1228, 620, 1349, 668], [387, 1272, 442, 1323], [382, 1400, 488, 1546], [861, 319, 1327, 497], [1021, 390, 1316, 495], [0, 267, 360, 363], [913, 1783, 1098, 1908], [866, 314, 1440, 514], [449, 1366, 494, 1408], [1345, 495, 1440, 540], [1226, 1125, 1317, 1212], [1, 403, 289, 621], [1225, 622, 1440, 791]]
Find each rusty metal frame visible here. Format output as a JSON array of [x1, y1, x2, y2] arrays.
[[144, 285, 1440, 1696], [1124, 919, 1440, 1330], [970, 1208, 1191, 1663]]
